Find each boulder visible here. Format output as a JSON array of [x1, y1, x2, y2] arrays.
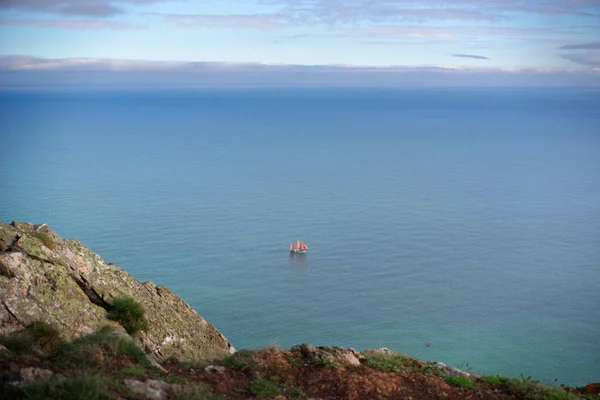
[[20, 367, 54, 384], [0, 221, 234, 361], [204, 365, 226, 373], [290, 344, 364, 366], [124, 379, 171, 400]]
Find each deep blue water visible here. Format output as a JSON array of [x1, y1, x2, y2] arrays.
[[1, 88, 599, 385]]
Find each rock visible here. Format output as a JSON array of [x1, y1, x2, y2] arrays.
[[19, 367, 53, 385], [426, 361, 479, 379], [0, 221, 234, 360], [20, 367, 54, 382], [290, 344, 364, 366], [124, 379, 172, 400], [371, 347, 396, 355], [204, 365, 226, 373]]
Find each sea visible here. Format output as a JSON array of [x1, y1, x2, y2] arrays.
[[0, 88, 598, 386]]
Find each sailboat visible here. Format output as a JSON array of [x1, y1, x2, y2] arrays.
[[290, 240, 308, 254]]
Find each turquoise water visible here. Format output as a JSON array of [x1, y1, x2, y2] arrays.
[[1, 88, 599, 385]]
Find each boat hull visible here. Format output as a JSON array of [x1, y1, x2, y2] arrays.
[[290, 250, 306, 255]]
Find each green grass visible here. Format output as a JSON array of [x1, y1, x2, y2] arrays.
[[366, 357, 403, 372], [445, 375, 474, 388], [362, 350, 421, 373], [56, 326, 150, 369], [285, 355, 302, 367], [250, 379, 281, 397], [107, 297, 148, 335], [221, 350, 258, 371], [172, 382, 224, 400], [0, 321, 61, 356], [114, 364, 147, 377], [165, 376, 187, 385], [421, 363, 444, 377], [480, 375, 505, 385], [20, 374, 114, 400], [500, 376, 583, 400], [289, 386, 308, 399], [314, 355, 338, 368]]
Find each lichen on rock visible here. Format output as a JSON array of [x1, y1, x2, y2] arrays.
[[0, 221, 234, 361]]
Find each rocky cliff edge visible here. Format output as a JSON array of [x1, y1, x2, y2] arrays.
[[0, 221, 234, 361]]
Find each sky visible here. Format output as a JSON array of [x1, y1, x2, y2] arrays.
[[0, 0, 599, 87]]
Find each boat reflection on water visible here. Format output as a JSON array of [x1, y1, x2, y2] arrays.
[[289, 251, 307, 265]]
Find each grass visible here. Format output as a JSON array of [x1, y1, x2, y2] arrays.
[[20, 374, 113, 400], [366, 357, 403, 372], [285, 355, 303, 367], [421, 363, 444, 377], [445, 375, 474, 388], [114, 364, 147, 378], [221, 350, 258, 371], [500, 376, 583, 400], [107, 297, 148, 335], [0, 321, 61, 356], [250, 379, 281, 397], [289, 386, 308, 399], [362, 349, 421, 373], [314, 355, 338, 368], [56, 326, 150, 369], [172, 382, 224, 400], [480, 375, 505, 385], [165, 376, 187, 385]]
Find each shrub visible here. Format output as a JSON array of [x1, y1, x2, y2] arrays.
[[445, 375, 474, 388], [250, 379, 281, 397], [285, 356, 302, 367], [501, 376, 581, 400], [107, 297, 148, 335], [57, 326, 150, 369], [20, 374, 113, 400], [222, 350, 258, 371], [0, 321, 61, 355]]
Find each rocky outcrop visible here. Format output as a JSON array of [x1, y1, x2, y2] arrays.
[[291, 343, 365, 366], [124, 379, 172, 400], [0, 221, 234, 360], [426, 361, 480, 379]]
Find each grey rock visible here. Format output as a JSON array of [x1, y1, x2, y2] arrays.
[[426, 361, 479, 379], [0, 221, 234, 361], [124, 379, 172, 400], [19, 367, 53, 385], [204, 365, 226, 373], [291, 344, 364, 366]]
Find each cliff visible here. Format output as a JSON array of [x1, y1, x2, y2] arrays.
[[0, 221, 234, 361], [1, 222, 597, 399]]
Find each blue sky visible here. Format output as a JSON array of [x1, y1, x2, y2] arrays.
[[1, 0, 599, 87]]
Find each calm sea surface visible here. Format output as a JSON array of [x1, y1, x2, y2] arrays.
[[1, 88, 598, 385]]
